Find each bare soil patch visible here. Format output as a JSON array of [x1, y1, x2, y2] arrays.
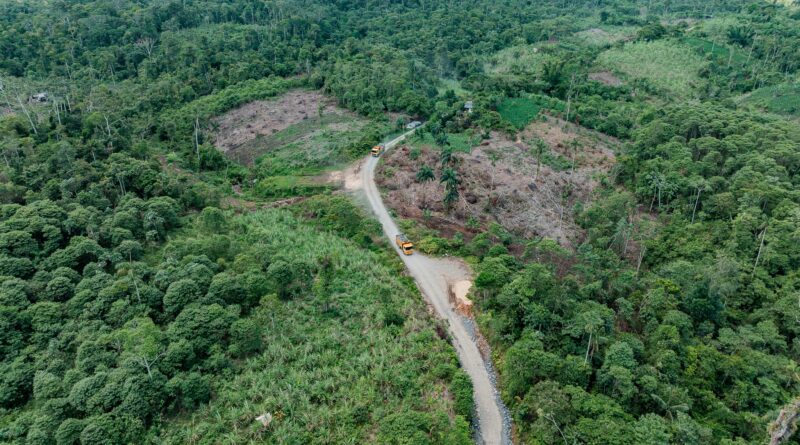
[[341, 160, 365, 191], [211, 90, 352, 164], [522, 116, 617, 168], [450, 280, 474, 317], [588, 71, 623, 86], [377, 118, 616, 248]]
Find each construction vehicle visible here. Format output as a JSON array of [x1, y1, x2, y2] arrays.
[[371, 144, 384, 157], [395, 233, 414, 255]]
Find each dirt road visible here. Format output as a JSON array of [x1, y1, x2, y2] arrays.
[[359, 130, 512, 445]]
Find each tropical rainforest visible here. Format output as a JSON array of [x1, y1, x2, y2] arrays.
[[0, 0, 799, 444]]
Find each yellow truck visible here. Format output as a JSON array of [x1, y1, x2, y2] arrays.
[[395, 233, 414, 255], [371, 144, 384, 157]]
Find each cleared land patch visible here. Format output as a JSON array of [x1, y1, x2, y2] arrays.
[[212, 90, 359, 165], [250, 114, 368, 172], [377, 117, 617, 247], [438, 78, 470, 96], [596, 39, 706, 98]]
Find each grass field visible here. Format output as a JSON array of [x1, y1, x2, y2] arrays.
[[407, 131, 481, 153], [738, 82, 800, 116], [596, 39, 707, 98], [681, 37, 750, 67], [498, 97, 544, 129]]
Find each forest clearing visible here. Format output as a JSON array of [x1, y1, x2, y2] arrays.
[[377, 117, 617, 248]]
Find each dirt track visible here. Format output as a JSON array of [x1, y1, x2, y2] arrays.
[[358, 130, 512, 445]]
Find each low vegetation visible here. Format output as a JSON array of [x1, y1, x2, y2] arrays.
[[572, 27, 637, 47], [405, 131, 481, 154], [498, 98, 545, 130], [739, 82, 800, 116], [485, 43, 560, 77], [596, 39, 707, 98], [251, 117, 389, 176]]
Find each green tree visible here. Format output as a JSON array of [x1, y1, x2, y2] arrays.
[[117, 317, 165, 381], [633, 414, 672, 445], [162, 279, 202, 319], [566, 302, 615, 365], [228, 318, 262, 358], [199, 207, 227, 233], [266, 259, 312, 300]]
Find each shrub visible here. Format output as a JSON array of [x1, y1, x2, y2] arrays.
[[451, 370, 474, 422]]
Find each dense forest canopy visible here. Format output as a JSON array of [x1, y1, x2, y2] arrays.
[[1, 0, 799, 444]]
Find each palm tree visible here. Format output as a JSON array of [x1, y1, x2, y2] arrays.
[[439, 146, 454, 167], [727, 25, 754, 46], [434, 131, 450, 148], [416, 165, 435, 182], [440, 168, 460, 208]]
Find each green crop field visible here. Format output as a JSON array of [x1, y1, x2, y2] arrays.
[[597, 39, 707, 98], [498, 95, 565, 130], [498, 97, 543, 129]]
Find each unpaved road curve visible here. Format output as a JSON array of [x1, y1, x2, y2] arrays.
[[360, 130, 511, 445]]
